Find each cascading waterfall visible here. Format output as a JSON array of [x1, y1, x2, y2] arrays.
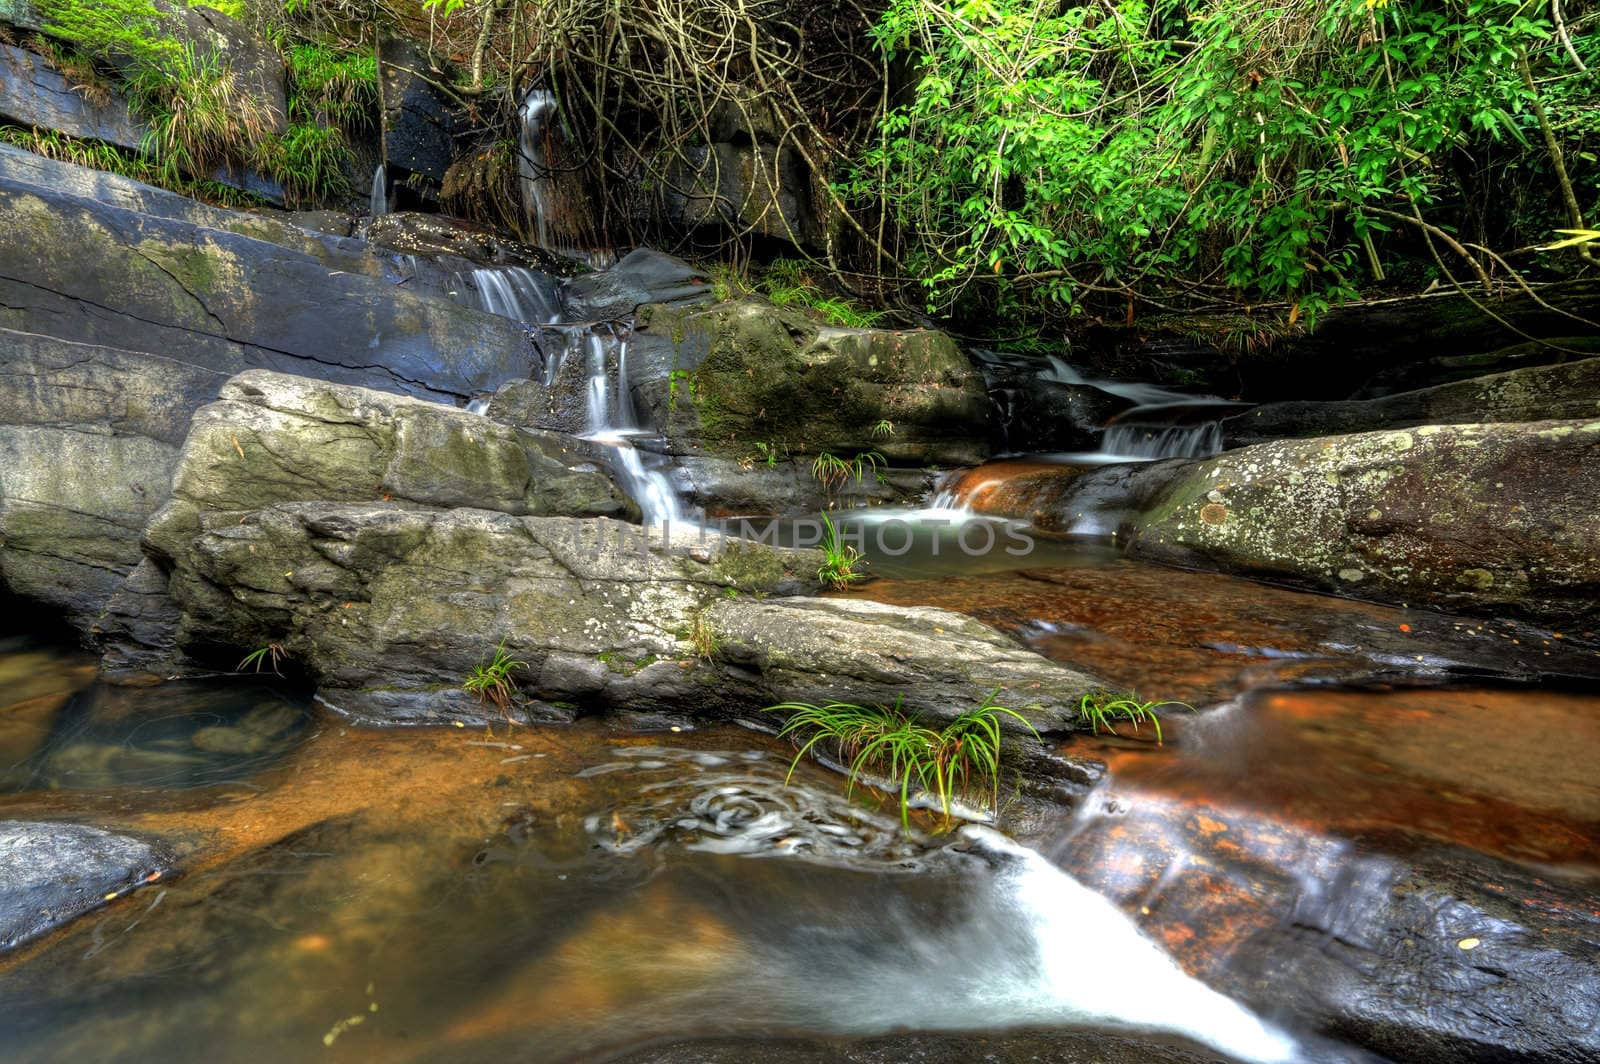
[[579, 331, 684, 528], [518, 90, 559, 252], [369, 164, 388, 218], [450, 266, 562, 323], [1101, 418, 1224, 460]]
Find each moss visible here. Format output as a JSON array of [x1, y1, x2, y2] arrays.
[[597, 651, 660, 676], [706, 540, 787, 590]]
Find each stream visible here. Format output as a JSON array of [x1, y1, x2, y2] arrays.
[[3, 531, 1597, 1062]]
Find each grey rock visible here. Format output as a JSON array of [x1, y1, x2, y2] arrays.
[[377, 35, 460, 184], [0, 329, 231, 627], [0, 820, 169, 952], [0, 42, 145, 150], [154, 503, 1098, 729], [0, 178, 535, 403], [1125, 420, 1600, 626], [1226, 356, 1600, 447], [562, 248, 713, 321]]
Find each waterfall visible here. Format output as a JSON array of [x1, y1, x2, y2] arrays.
[[369, 165, 388, 218], [580, 333, 683, 528], [1101, 419, 1224, 460], [448, 266, 563, 324], [518, 90, 559, 252]]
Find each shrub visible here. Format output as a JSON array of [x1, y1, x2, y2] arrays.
[[816, 510, 867, 590]]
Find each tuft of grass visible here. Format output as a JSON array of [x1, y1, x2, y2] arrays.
[[688, 613, 719, 661], [463, 639, 528, 721], [816, 510, 866, 590], [870, 418, 896, 439], [811, 450, 885, 494], [760, 258, 885, 328], [768, 689, 1038, 832], [237, 641, 287, 675], [1077, 692, 1193, 743]]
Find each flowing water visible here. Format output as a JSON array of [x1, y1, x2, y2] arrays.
[[4, 536, 1597, 1063]]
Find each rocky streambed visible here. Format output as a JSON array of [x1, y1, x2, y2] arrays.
[[1, 144, 1599, 1064]]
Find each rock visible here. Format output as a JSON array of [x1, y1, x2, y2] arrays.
[[1125, 421, 1600, 626], [0, 144, 368, 270], [1064, 798, 1600, 1064], [561, 248, 713, 321], [609, 1030, 1239, 1064], [0, 820, 169, 952], [143, 369, 635, 561], [377, 35, 460, 186], [365, 212, 584, 275], [0, 42, 145, 150], [1351, 335, 1600, 399], [973, 349, 1129, 453], [626, 297, 991, 467], [1225, 356, 1600, 447], [152, 502, 1097, 728], [0, 178, 536, 403], [0, 329, 231, 628], [660, 141, 829, 249]]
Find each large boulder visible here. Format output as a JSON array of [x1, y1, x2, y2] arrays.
[[628, 297, 991, 467], [0, 328, 231, 628], [1125, 421, 1600, 626], [0, 820, 169, 952], [377, 35, 460, 187], [0, 178, 536, 402], [153, 501, 1100, 729], [1225, 356, 1600, 447]]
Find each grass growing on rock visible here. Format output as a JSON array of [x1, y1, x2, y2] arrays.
[[817, 510, 866, 590], [768, 689, 1038, 831], [464, 639, 527, 720], [1077, 692, 1192, 743]]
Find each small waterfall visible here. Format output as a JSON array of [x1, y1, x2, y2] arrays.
[[1101, 418, 1224, 460], [518, 90, 559, 252], [369, 164, 388, 218], [450, 266, 563, 324], [578, 331, 684, 528]]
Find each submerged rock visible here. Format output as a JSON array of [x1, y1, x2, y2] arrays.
[[0, 821, 168, 952], [1125, 421, 1600, 626]]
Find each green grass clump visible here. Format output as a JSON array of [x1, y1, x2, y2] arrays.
[[760, 258, 885, 328], [1077, 692, 1192, 743], [811, 450, 884, 494], [769, 689, 1037, 831], [463, 639, 528, 720], [237, 641, 287, 675], [816, 510, 866, 590]]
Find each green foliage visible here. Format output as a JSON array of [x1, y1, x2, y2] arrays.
[[816, 510, 867, 589], [848, 0, 1600, 322], [463, 639, 528, 719], [760, 258, 886, 327], [869, 418, 895, 439], [237, 641, 287, 675], [1077, 691, 1192, 743], [687, 613, 720, 661], [0, 125, 261, 205], [769, 689, 1039, 831], [811, 450, 885, 494], [37, 0, 179, 68]]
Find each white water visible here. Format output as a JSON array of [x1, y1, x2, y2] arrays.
[[577, 331, 685, 528], [583, 746, 1301, 1063], [518, 90, 559, 252], [369, 164, 387, 218], [450, 266, 562, 323], [1102, 418, 1224, 460]]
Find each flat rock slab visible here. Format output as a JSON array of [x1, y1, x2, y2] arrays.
[[0, 820, 169, 952]]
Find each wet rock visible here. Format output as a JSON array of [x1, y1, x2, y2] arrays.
[[364, 212, 584, 274], [0, 820, 168, 952], [0, 329, 230, 628], [1125, 421, 1600, 627], [0, 145, 372, 269], [0, 178, 535, 404], [610, 1030, 1245, 1064], [561, 247, 714, 321], [626, 297, 990, 467], [1062, 798, 1600, 1064], [1225, 356, 1600, 447], [0, 42, 145, 151], [153, 503, 1098, 728], [659, 141, 830, 249], [377, 35, 461, 185]]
